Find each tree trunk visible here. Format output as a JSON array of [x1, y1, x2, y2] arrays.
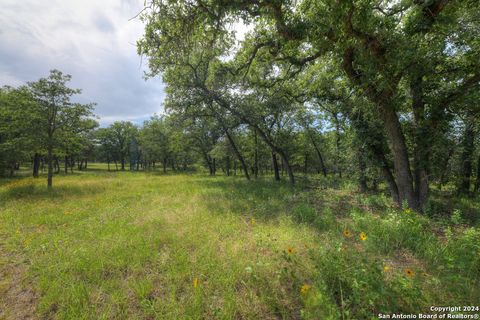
[[226, 155, 231, 176], [33, 153, 40, 178], [411, 75, 430, 209], [381, 160, 400, 204], [380, 104, 417, 209], [369, 135, 400, 203], [308, 133, 327, 177], [55, 158, 60, 174], [346, 104, 400, 204], [272, 151, 280, 181], [252, 124, 294, 184], [342, 47, 416, 208], [277, 149, 294, 184], [163, 157, 167, 173], [201, 152, 213, 175], [224, 129, 250, 180], [47, 141, 53, 188], [225, 155, 230, 177], [200, 86, 293, 183], [333, 113, 342, 177]]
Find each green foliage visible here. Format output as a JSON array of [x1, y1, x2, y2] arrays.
[[0, 70, 97, 184], [137, 0, 480, 209], [0, 86, 40, 175]]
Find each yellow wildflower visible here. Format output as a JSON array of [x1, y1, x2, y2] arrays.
[[193, 277, 199, 288], [404, 268, 414, 277], [343, 229, 352, 237], [359, 232, 367, 241], [287, 247, 294, 255], [300, 284, 311, 294], [383, 265, 390, 272]]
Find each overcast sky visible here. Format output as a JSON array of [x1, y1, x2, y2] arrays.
[[0, 0, 165, 126]]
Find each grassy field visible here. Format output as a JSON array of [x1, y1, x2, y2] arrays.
[[0, 165, 479, 319]]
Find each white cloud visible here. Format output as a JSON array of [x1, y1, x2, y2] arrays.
[[0, 0, 165, 126]]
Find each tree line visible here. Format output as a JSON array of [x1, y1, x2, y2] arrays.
[[134, 0, 479, 211]]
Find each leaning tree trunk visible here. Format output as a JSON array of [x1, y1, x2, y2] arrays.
[[308, 132, 327, 177], [251, 124, 294, 184], [200, 84, 294, 183], [224, 129, 250, 180], [276, 149, 294, 184]]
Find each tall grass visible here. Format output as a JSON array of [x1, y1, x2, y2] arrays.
[[0, 168, 478, 319]]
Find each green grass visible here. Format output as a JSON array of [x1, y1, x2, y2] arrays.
[[1, 166, 479, 319]]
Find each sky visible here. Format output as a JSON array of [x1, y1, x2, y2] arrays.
[[0, 0, 165, 126]]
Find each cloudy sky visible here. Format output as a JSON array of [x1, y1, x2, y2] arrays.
[[0, 0, 165, 126]]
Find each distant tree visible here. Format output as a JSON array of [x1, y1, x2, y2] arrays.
[[139, 115, 171, 172], [0, 86, 40, 176], [102, 121, 137, 171], [28, 70, 95, 188]]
